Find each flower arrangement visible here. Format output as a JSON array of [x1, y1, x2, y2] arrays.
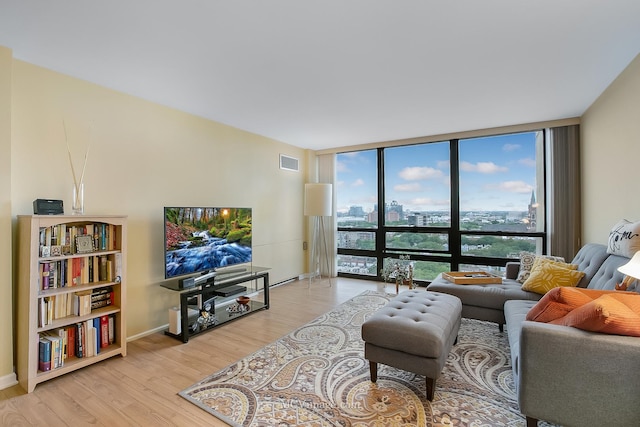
[[380, 254, 414, 291]]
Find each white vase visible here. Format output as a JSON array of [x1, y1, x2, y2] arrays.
[[72, 182, 84, 215]]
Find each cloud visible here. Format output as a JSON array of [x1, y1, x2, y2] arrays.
[[398, 166, 444, 180], [394, 183, 422, 192], [352, 178, 365, 187], [486, 180, 534, 193], [518, 157, 536, 167], [460, 161, 508, 174], [437, 160, 450, 169], [410, 197, 450, 207], [503, 143, 521, 152], [335, 161, 349, 173]]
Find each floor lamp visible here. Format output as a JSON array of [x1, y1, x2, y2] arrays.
[[304, 183, 333, 287]]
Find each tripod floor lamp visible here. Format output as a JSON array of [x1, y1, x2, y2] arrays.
[[304, 183, 333, 287]]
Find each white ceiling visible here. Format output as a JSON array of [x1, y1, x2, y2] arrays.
[[1, 1, 639, 151]]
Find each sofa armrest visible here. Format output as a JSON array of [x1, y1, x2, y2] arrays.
[[505, 262, 520, 280], [519, 321, 640, 426]]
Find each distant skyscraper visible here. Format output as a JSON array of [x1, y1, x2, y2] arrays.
[[527, 190, 537, 229], [386, 201, 403, 222], [348, 206, 366, 217]]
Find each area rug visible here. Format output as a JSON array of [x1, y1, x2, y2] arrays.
[[180, 291, 536, 426]]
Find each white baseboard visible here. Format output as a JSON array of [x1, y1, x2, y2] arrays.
[[127, 325, 168, 342], [0, 372, 18, 390]]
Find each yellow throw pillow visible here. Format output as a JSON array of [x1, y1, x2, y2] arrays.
[[521, 259, 584, 295]]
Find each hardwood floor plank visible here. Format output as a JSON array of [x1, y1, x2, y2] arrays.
[[0, 278, 385, 425]]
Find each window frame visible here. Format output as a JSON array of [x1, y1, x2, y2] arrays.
[[336, 134, 547, 284]]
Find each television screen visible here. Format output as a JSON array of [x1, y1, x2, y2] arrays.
[[164, 207, 252, 279]]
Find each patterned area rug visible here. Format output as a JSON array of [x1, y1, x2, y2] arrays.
[[180, 291, 532, 426]]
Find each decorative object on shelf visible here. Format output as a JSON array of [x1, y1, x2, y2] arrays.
[[381, 254, 414, 293], [72, 182, 84, 216], [304, 183, 333, 288], [75, 234, 95, 254], [236, 296, 250, 305], [226, 303, 250, 314], [64, 120, 91, 215]]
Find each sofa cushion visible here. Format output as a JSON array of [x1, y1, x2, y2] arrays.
[[504, 299, 538, 382], [586, 254, 630, 291], [516, 252, 565, 283], [570, 243, 611, 288], [607, 219, 640, 258], [427, 276, 541, 311], [521, 258, 584, 295], [551, 292, 640, 337]]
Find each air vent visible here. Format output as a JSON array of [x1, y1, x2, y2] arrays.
[[280, 154, 299, 172]]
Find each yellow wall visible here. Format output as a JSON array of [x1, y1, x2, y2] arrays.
[[581, 53, 640, 244], [0, 47, 16, 388], [8, 55, 307, 355]]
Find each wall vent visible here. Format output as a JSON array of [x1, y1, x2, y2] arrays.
[[280, 154, 299, 172]]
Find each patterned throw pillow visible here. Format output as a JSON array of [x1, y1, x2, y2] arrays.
[[516, 252, 565, 283], [521, 258, 584, 295], [607, 219, 640, 258]]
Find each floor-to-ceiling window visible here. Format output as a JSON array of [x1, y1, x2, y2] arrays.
[[336, 131, 546, 284]]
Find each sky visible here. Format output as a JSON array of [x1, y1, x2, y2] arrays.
[[336, 131, 540, 214]]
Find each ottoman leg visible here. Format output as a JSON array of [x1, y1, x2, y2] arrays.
[[426, 377, 435, 401], [369, 361, 378, 383]]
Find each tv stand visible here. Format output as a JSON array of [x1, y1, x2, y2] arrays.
[[161, 266, 269, 343]]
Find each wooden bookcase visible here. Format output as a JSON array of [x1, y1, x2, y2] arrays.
[[16, 215, 127, 393]]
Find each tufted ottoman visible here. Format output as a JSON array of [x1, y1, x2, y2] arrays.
[[361, 290, 462, 400]]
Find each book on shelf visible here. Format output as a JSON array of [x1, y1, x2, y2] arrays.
[[108, 314, 115, 344], [100, 315, 109, 348], [41, 332, 63, 369], [75, 290, 92, 317], [76, 322, 84, 358], [93, 317, 101, 355], [84, 321, 93, 358], [67, 325, 75, 359], [38, 338, 51, 372]]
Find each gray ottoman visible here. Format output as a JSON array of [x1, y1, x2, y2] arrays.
[[361, 290, 462, 400]]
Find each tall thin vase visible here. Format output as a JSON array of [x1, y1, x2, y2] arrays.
[[72, 182, 84, 215]]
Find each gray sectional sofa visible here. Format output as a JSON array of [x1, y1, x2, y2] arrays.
[[427, 243, 640, 426]]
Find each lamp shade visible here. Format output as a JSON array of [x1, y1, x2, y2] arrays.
[[618, 251, 640, 280], [304, 183, 332, 216]]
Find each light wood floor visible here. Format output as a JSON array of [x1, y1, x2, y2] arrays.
[[0, 277, 389, 426]]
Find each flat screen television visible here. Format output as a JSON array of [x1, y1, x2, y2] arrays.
[[164, 207, 252, 279]]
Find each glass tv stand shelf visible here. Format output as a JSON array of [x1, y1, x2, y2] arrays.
[[161, 266, 270, 343]]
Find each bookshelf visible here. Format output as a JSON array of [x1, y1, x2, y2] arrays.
[[16, 215, 127, 393]]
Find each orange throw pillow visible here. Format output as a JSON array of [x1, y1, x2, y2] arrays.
[[526, 287, 630, 323], [550, 293, 640, 337]]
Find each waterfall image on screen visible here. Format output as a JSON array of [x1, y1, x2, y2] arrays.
[[164, 207, 252, 279]]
